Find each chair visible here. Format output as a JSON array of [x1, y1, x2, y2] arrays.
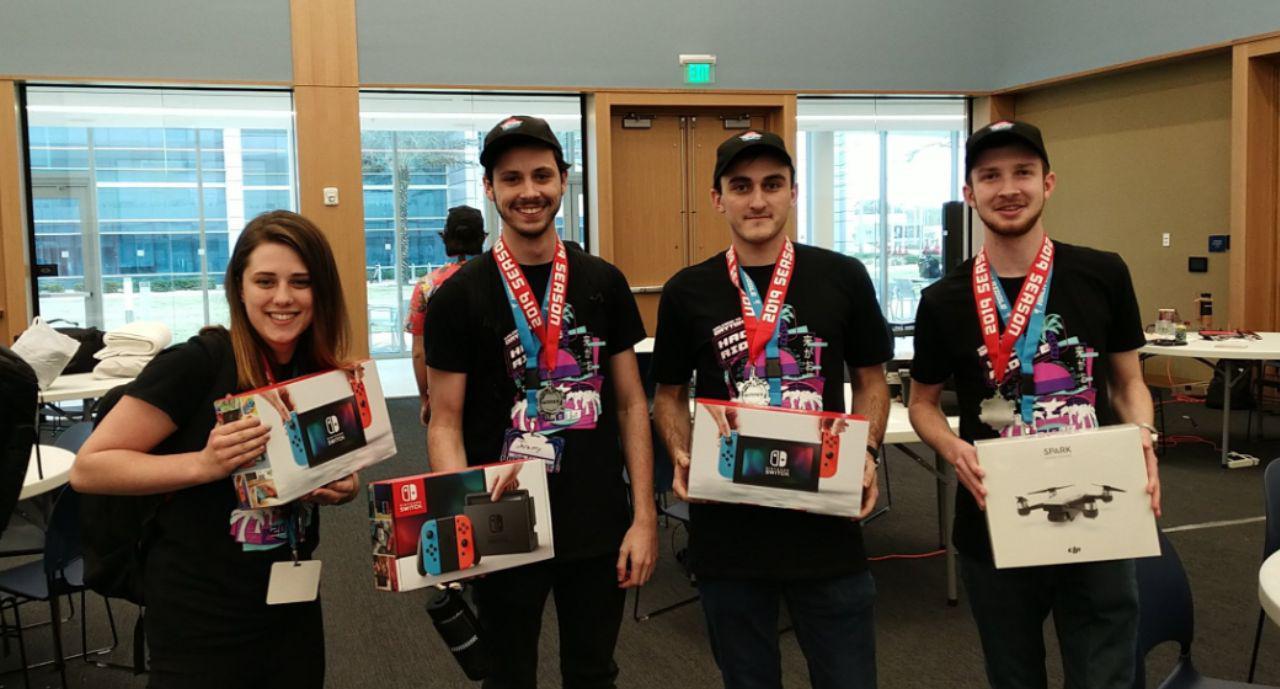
[[1137, 531, 1275, 688], [52, 422, 93, 455], [631, 424, 699, 622], [1249, 460, 1280, 681], [0, 487, 119, 689]]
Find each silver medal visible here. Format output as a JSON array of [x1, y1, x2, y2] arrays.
[[979, 395, 1017, 430], [738, 376, 771, 407], [536, 386, 566, 416]]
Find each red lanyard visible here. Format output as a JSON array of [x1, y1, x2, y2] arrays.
[[726, 238, 795, 367], [493, 237, 570, 373], [971, 235, 1054, 383]]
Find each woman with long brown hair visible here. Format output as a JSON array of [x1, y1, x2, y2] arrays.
[[73, 210, 360, 688]]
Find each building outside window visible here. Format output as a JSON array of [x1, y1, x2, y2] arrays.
[[359, 92, 585, 356], [24, 87, 297, 341], [795, 98, 966, 325]]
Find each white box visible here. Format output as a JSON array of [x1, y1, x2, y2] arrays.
[[687, 399, 869, 518], [217, 361, 395, 509], [978, 424, 1159, 569], [368, 460, 555, 591]]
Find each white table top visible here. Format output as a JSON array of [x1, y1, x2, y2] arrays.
[[1260, 550, 1280, 625], [38, 372, 133, 404], [1141, 332, 1280, 361], [23, 445, 74, 500]]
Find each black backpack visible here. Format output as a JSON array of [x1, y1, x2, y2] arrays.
[[0, 346, 36, 538], [80, 385, 166, 606]]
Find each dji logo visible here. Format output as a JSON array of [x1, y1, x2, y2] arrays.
[[1067, 546, 1082, 554], [400, 484, 418, 502], [325, 415, 340, 434], [768, 450, 788, 468]]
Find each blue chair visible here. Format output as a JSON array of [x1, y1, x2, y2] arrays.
[[1137, 531, 1275, 688], [1249, 460, 1280, 681], [0, 488, 119, 689]]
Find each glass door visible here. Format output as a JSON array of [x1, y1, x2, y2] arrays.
[[31, 180, 101, 328]]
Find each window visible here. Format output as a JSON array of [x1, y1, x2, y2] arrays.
[[359, 92, 585, 356], [796, 98, 966, 324], [25, 87, 297, 342]]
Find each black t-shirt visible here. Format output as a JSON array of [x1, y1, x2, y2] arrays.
[[650, 243, 893, 580], [911, 241, 1146, 563], [124, 329, 322, 658], [424, 245, 647, 560]]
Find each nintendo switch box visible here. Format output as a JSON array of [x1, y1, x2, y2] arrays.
[[978, 424, 1160, 569], [368, 459, 554, 591], [216, 362, 395, 509], [687, 399, 870, 518]]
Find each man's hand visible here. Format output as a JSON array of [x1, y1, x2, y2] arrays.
[[856, 451, 879, 520], [616, 518, 658, 588], [671, 448, 692, 501], [1141, 428, 1162, 517], [304, 472, 360, 505], [944, 437, 986, 509]]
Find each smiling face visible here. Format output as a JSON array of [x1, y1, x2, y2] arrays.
[[483, 144, 567, 240], [712, 153, 797, 248], [240, 241, 314, 363], [964, 144, 1056, 238]]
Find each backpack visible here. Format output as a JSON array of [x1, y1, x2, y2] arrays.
[[0, 346, 36, 537], [80, 384, 166, 606]]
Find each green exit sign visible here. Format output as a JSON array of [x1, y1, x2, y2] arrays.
[[684, 62, 715, 85]]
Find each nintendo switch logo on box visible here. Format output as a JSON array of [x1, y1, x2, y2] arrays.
[[394, 479, 427, 516]]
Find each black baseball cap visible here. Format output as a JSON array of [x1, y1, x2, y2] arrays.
[[712, 130, 794, 188], [965, 120, 1049, 178], [479, 115, 566, 170]]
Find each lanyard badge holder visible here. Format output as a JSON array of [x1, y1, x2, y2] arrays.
[[495, 238, 569, 473], [266, 504, 322, 605], [727, 239, 795, 409], [971, 236, 1054, 429]]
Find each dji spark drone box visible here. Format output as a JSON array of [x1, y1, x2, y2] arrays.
[[978, 424, 1159, 569]]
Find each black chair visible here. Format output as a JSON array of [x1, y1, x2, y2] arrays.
[[1137, 531, 1275, 688], [631, 424, 698, 622], [0, 488, 119, 689], [1249, 460, 1280, 681]]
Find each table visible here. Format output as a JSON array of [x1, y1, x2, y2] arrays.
[[39, 372, 133, 405], [1140, 332, 1280, 466], [1260, 550, 1280, 626], [23, 445, 74, 500]]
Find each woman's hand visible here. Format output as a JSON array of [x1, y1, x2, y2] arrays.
[[305, 472, 361, 506], [196, 417, 269, 483]]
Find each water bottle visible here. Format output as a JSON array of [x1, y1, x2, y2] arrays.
[[425, 585, 488, 680]]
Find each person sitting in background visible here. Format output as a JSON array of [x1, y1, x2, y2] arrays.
[[72, 210, 360, 689], [405, 204, 485, 426]]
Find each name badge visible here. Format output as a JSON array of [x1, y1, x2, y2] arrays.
[[266, 560, 322, 605], [501, 429, 565, 474]]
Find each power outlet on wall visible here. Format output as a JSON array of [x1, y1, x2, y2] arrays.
[[1162, 232, 1171, 247]]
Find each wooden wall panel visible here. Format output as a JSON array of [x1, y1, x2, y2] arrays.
[[291, 0, 367, 357], [1229, 42, 1280, 329], [0, 81, 28, 345]]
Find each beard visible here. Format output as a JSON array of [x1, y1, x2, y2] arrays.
[[977, 202, 1043, 238]]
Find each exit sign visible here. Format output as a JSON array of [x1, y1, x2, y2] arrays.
[[679, 54, 717, 85]]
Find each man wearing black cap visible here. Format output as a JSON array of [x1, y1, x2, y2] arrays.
[[405, 204, 485, 426], [423, 115, 657, 689], [650, 129, 892, 689], [908, 120, 1161, 688]]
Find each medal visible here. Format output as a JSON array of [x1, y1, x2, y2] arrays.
[[979, 395, 1017, 430], [536, 385, 565, 416], [738, 376, 771, 407]]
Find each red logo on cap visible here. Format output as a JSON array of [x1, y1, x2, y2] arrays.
[[740, 131, 763, 141], [500, 117, 522, 131]]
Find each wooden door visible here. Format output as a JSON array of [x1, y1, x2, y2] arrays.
[[686, 111, 771, 265]]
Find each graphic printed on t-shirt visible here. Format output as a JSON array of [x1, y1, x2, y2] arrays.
[[978, 312, 1100, 436], [404, 262, 465, 335], [711, 304, 828, 410], [502, 303, 606, 433]]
